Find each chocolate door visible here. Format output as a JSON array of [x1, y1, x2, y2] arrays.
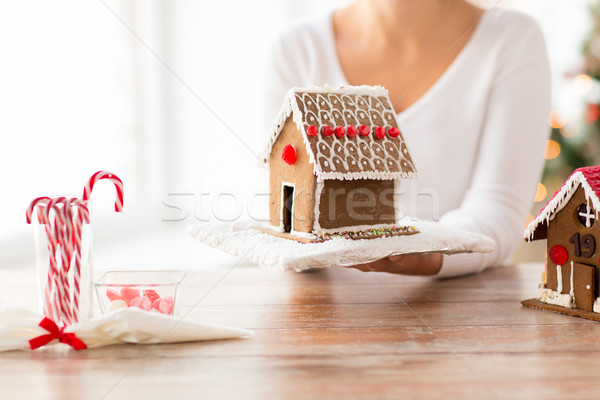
[[573, 263, 595, 311]]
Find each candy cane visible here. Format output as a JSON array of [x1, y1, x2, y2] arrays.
[[82, 171, 124, 212], [68, 198, 89, 322], [27, 197, 54, 319], [26, 197, 51, 224], [46, 197, 72, 325]]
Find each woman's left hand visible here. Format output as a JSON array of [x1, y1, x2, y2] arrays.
[[345, 253, 443, 276]]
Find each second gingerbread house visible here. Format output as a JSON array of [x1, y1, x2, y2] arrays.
[[523, 166, 600, 320]]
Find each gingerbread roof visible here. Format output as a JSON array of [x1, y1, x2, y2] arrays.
[[261, 85, 418, 180], [524, 166, 600, 241]]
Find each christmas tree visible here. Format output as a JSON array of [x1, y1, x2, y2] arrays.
[[528, 1, 600, 225]]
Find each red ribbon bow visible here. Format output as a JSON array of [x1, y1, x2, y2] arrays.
[[29, 318, 87, 351]]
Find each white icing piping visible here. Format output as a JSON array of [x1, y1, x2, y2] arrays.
[[524, 171, 600, 240], [556, 264, 563, 293], [280, 181, 295, 233], [312, 180, 324, 232], [570, 260, 575, 299]]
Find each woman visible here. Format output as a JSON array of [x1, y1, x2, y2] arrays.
[[260, 0, 550, 277]]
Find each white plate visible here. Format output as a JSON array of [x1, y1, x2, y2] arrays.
[[187, 220, 496, 272]]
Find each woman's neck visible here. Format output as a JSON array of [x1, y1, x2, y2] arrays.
[[338, 0, 470, 46]]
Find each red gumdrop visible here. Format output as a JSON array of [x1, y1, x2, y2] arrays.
[[158, 296, 174, 315], [143, 289, 160, 303], [374, 126, 385, 139], [387, 127, 400, 138], [106, 289, 123, 302], [130, 296, 152, 311], [347, 125, 357, 138], [307, 125, 318, 136], [120, 287, 140, 305], [549, 245, 568, 265], [334, 126, 345, 137], [281, 144, 297, 165], [358, 125, 370, 136], [322, 126, 334, 137]]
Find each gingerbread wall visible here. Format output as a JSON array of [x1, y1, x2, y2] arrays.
[[318, 179, 395, 230], [269, 116, 316, 233], [546, 185, 600, 306]]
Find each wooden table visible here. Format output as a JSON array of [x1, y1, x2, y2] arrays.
[[1, 262, 600, 400]]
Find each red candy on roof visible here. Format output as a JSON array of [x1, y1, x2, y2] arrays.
[[335, 126, 345, 138], [307, 125, 318, 136], [374, 126, 385, 139], [347, 125, 357, 138], [358, 125, 370, 136], [322, 126, 334, 137], [388, 127, 400, 138]]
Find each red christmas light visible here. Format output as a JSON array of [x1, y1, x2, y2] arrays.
[[586, 103, 600, 123]]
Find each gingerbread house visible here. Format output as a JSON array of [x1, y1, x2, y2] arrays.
[[260, 85, 418, 242], [523, 166, 600, 320]]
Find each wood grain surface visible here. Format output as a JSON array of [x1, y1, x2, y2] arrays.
[[1, 262, 600, 400]]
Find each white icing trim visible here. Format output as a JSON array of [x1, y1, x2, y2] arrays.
[[264, 223, 283, 233], [260, 85, 418, 181], [570, 261, 575, 299], [280, 181, 295, 233], [537, 287, 574, 308], [313, 180, 324, 232], [593, 297, 600, 313], [288, 230, 315, 239], [556, 264, 563, 293], [524, 171, 600, 240]]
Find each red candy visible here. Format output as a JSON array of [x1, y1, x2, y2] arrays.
[[307, 125, 318, 136], [106, 289, 122, 302], [130, 296, 152, 311], [374, 126, 385, 139], [347, 125, 357, 138], [549, 245, 568, 265], [153, 296, 174, 315], [358, 125, 370, 136], [388, 127, 400, 137], [281, 144, 297, 165], [334, 126, 345, 137], [143, 289, 160, 303], [120, 287, 140, 305], [322, 126, 334, 137]]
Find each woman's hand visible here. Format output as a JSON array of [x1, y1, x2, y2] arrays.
[[346, 253, 443, 276]]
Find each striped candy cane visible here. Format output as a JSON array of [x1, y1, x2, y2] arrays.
[[45, 197, 73, 325], [82, 171, 124, 212], [68, 198, 89, 322], [26, 197, 54, 319]]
